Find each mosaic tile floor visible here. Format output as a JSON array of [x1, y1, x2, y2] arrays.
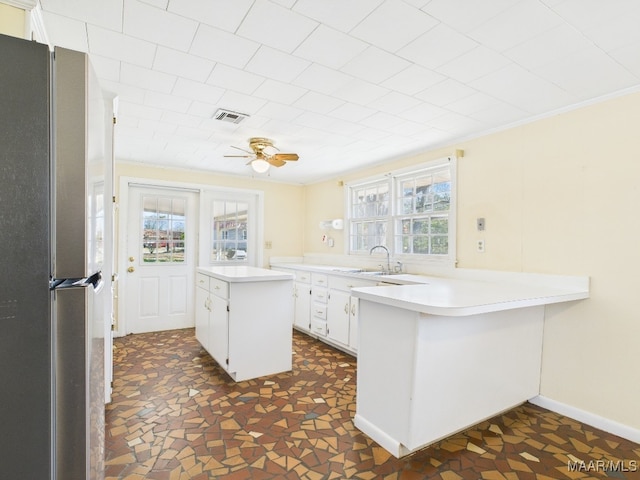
[[105, 328, 640, 480]]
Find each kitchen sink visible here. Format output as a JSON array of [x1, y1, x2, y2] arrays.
[[353, 270, 403, 276]]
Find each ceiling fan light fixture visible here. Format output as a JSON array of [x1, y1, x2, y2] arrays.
[[262, 145, 278, 156], [251, 158, 270, 173]]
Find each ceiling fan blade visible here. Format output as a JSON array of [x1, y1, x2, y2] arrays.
[[267, 157, 286, 167], [272, 153, 299, 162], [231, 145, 254, 154], [224, 154, 254, 158]]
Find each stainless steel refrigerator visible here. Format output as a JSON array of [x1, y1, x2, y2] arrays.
[[0, 33, 113, 479]]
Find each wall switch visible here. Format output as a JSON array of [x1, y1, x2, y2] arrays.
[[477, 239, 485, 252], [264, 241, 273, 249], [477, 217, 485, 231]]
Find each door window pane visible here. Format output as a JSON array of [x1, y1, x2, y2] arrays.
[[142, 196, 186, 263]]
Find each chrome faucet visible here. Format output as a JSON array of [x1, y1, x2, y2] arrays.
[[369, 245, 390, 273]]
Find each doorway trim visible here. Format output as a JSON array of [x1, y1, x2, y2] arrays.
[[116, 176, 264, 337]]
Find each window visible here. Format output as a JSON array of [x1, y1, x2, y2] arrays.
[[201, 188, 262, 266], [349, 179, 389, 253], [395, 167, 451, 255], [211, 200, 249, 262], [347, 157, 455, 261], [141, 195, 186, 263]]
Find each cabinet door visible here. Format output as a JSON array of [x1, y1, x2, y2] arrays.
[[294, 282, 311, 331], [209, 294, 229, 369], [327, 289, 350, 346], [195, 286, 210, 350], [348, 296, 359, 351]]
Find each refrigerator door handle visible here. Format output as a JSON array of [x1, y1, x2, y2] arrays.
[[50, 271, 102, 291]]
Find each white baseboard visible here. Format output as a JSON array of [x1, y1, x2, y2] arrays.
[[354, 414, 405, 458], [530, 396, 640, 444]]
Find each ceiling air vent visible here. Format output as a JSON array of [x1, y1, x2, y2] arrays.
[[213, 108, 250, 124]]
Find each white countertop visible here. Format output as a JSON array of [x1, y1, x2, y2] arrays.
[[352, 276, 589, 316], [270, 262, 426, 284], [271, 262, 589, 316], [198, 266, 293, 283]]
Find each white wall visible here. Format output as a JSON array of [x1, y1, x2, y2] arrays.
[[0, 3, 25, 38], [303, 90, 640, 431]]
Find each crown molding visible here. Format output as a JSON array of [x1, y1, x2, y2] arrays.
[[1, 0, 38, 9]]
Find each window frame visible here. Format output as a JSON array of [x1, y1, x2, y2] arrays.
[[345, 156, 457, 266], [200, 187, 264, 267]]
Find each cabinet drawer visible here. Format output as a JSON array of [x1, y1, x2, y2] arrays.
[[209, 277, 229, 298], [312, 287, 328, 304], [196, 273, 210, 290], [329, 275, 378, 291], [311, 273, 328, 287], [312, 303, 327, 319], [295, 271, 311, 283], [311, 318, 327, 336]]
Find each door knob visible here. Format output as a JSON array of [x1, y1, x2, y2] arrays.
[[127, 266, 135, 273], [129, 256, 135, 262]]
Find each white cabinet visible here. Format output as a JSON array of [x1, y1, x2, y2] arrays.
[[293, 271, 311, 332], [269, 265, 378, 355], [209, 291, 229, 368], [271, 267, 311, 332], [327, 289, 351, 346], [194, 273, 229, 366], [195, 266, 293, 382], [311, 273, 328, 337], [195, 275, 210, 349], [327, 275, 377, 352]]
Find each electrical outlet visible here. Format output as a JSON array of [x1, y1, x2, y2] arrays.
[[477, 239, 485, 253]]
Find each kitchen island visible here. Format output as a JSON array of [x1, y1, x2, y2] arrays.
[[196, 266, 294, 382], [351, 273, 589, 458]]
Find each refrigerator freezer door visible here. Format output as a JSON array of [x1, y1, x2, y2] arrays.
[[0, 33, 52, 479], [53, 47, 90, 279]]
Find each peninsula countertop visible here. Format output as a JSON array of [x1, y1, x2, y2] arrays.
[[270, 262, 589, 316], [351, 276, 589, 317]]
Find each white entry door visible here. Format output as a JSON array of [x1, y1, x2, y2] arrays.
[[125, 185, 198, 333]]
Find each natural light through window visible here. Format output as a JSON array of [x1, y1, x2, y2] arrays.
[[347, 157, 456, 261], [211, 200, 249, 263]]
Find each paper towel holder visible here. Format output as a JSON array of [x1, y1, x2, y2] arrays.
[[319, 219, 344, 230]]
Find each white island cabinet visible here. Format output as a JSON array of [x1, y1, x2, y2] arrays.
[[351, 275, 589, 458], [196, 266, 294, 382]]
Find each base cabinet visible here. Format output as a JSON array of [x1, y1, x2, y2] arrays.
[[195, 268, 293, 382], [270, 266, 377, 355], [208, 292, 229, 369], [293, 281, 311, 332], [195, 283, 210, 350], [326, 290, 351, 346]]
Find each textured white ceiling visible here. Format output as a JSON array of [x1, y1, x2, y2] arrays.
[[38, 0, 640, 184]]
